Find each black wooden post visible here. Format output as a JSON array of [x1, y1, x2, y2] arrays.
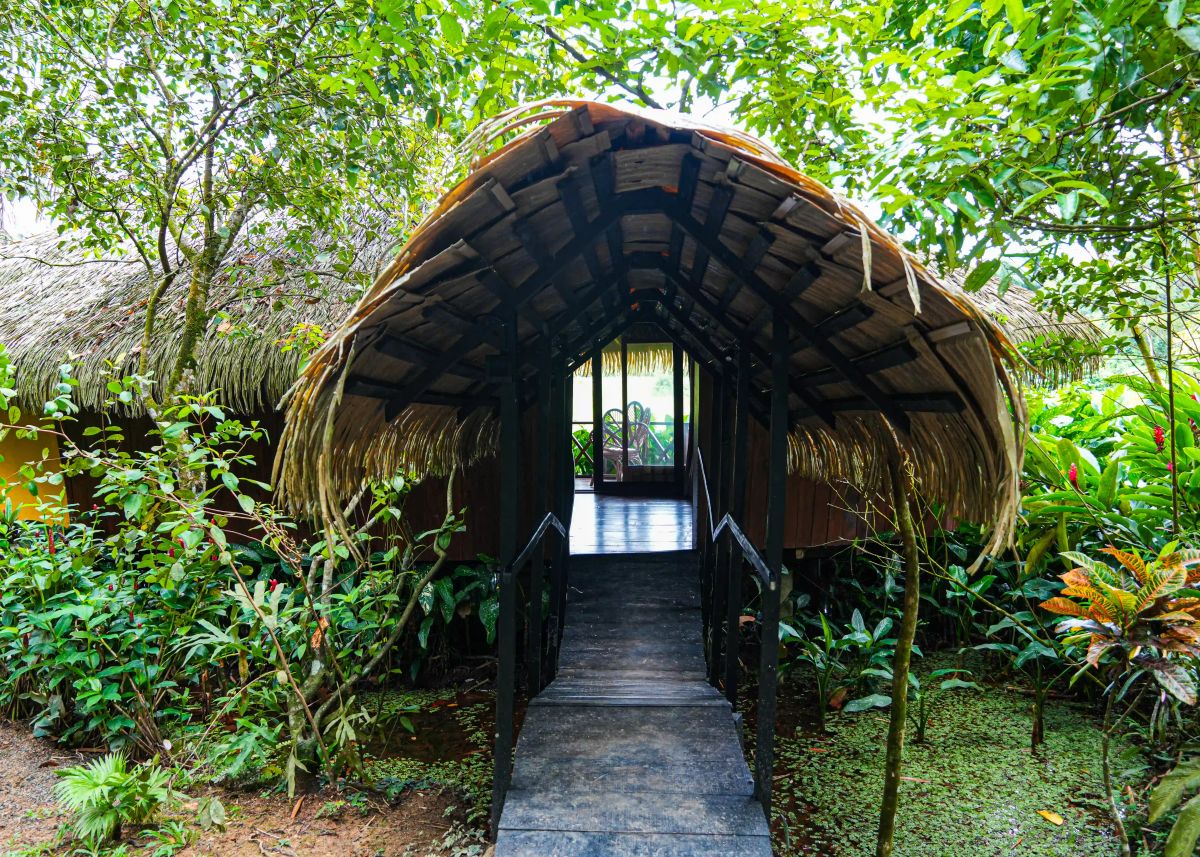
[[672, 343, 684, 491], [698, 368, 715, 665], [709, 365, 734, 686], [620, 339, 629, 478], [723, 346, 750, 703], [491, 313, 521, 835], [756, 314, 789, 821], [591, 346, 604, 492], [704, 371, 721, 683], [546, 354, 566, 680], [526, 342, 552, 693]]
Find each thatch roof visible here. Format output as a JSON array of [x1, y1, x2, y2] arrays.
[[275, 100, 1033, 554], [0, 219, 399, 413]]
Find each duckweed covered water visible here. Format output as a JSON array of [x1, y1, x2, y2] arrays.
[[761, 672, 1129, 856]]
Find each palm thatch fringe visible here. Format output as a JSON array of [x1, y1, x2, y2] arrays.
[[0, 218, 399, 414], [571, 341, 679, 378]]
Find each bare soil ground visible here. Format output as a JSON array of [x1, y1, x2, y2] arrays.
[[0, 722, 485, 857]]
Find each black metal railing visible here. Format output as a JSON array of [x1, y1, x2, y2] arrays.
[[490, 511, 568, 834], [693, 447, 780, 820]]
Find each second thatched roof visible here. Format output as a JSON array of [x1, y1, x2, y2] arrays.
[[0, 219, 399, 413]]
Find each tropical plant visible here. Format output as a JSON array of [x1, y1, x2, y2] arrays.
[[1042, 545, 1200, 855], [782, 609, 900, 729], [907, 668, 978, 744], [1150, 752, 1200, 857], [1041, 546, 1200, 687], [54, 754, 174, 844], [1021, 373, 1200, 567]]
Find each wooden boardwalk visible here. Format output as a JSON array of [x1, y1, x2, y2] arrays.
[[495, 551, 772, 855]]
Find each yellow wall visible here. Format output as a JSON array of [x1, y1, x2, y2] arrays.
[[0, 426, 66, 520]]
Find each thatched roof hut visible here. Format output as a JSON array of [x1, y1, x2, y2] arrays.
[[0, 220, 399, 413], [272, 99, 1079, 554]]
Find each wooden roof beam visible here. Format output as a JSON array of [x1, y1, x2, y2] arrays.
[[635, 184, 912, 433]]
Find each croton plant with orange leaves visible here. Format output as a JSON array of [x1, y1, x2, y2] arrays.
[[1041, 546, 1200, 705]]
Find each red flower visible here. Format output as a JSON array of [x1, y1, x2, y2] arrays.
[[46, 527, 55, 556], [168, 548, 175, 559], [128, 608, 135, 623], [1067, 463, 1079, 488], [1168, 461, 1175, 474], [1154, 425, 1166, 453], [269, 579, 279, 592]]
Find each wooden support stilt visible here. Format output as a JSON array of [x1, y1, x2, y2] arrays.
[[491, 313, 521, 836], [755, 314, 788, 821]]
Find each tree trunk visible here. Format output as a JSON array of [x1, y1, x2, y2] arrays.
[[1129, 323, 1161, 386], [1102, 678, 1132, 857], [876, 455, 921, 857]]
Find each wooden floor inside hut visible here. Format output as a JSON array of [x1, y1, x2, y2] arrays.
[[494, 548, 771, 856], [569, 491, 695, 554]]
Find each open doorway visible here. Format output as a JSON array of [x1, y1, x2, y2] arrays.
[[570, 334, 693, 497]]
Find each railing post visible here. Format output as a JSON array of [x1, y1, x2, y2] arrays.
[[724, 346, 751, 704], [672, 342, 684, 490], [756, 313, 789, 822], [557, 359, 572, 662], [490, 313, 521, 836], [591, 345, 604, 492]]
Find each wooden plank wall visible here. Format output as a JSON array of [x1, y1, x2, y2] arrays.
[[695, 370, 879, 551]]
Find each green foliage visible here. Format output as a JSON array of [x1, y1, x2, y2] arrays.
[[1150, 754, 1200, 857], [54, 754, 174, 844], [781, 608, 900, 728], [1021, 371, 1200, 564], [0, 369, 493, 798]]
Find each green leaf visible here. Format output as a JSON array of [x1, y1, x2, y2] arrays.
[[963, 258, 1001, 292], [1151, 661, 1197, 705], [998, 49, 1028, 73], [1151, 757, 1200, 822], [122, 492, 143, 519], [1177, 26, 1200, 50], [1166, 793, 1200, 857], [1056, 191, 1079, 222], [844, 694, 892, 713], [440, 14, 463, 45], [479, 598, 499, 644], [433, 577, 456, 624], [1167, 0, 1186, 28]]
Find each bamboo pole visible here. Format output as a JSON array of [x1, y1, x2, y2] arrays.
[[876, 453, 921, 857]]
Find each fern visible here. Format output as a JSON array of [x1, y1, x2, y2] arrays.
[[54, 754, 174, 844]]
